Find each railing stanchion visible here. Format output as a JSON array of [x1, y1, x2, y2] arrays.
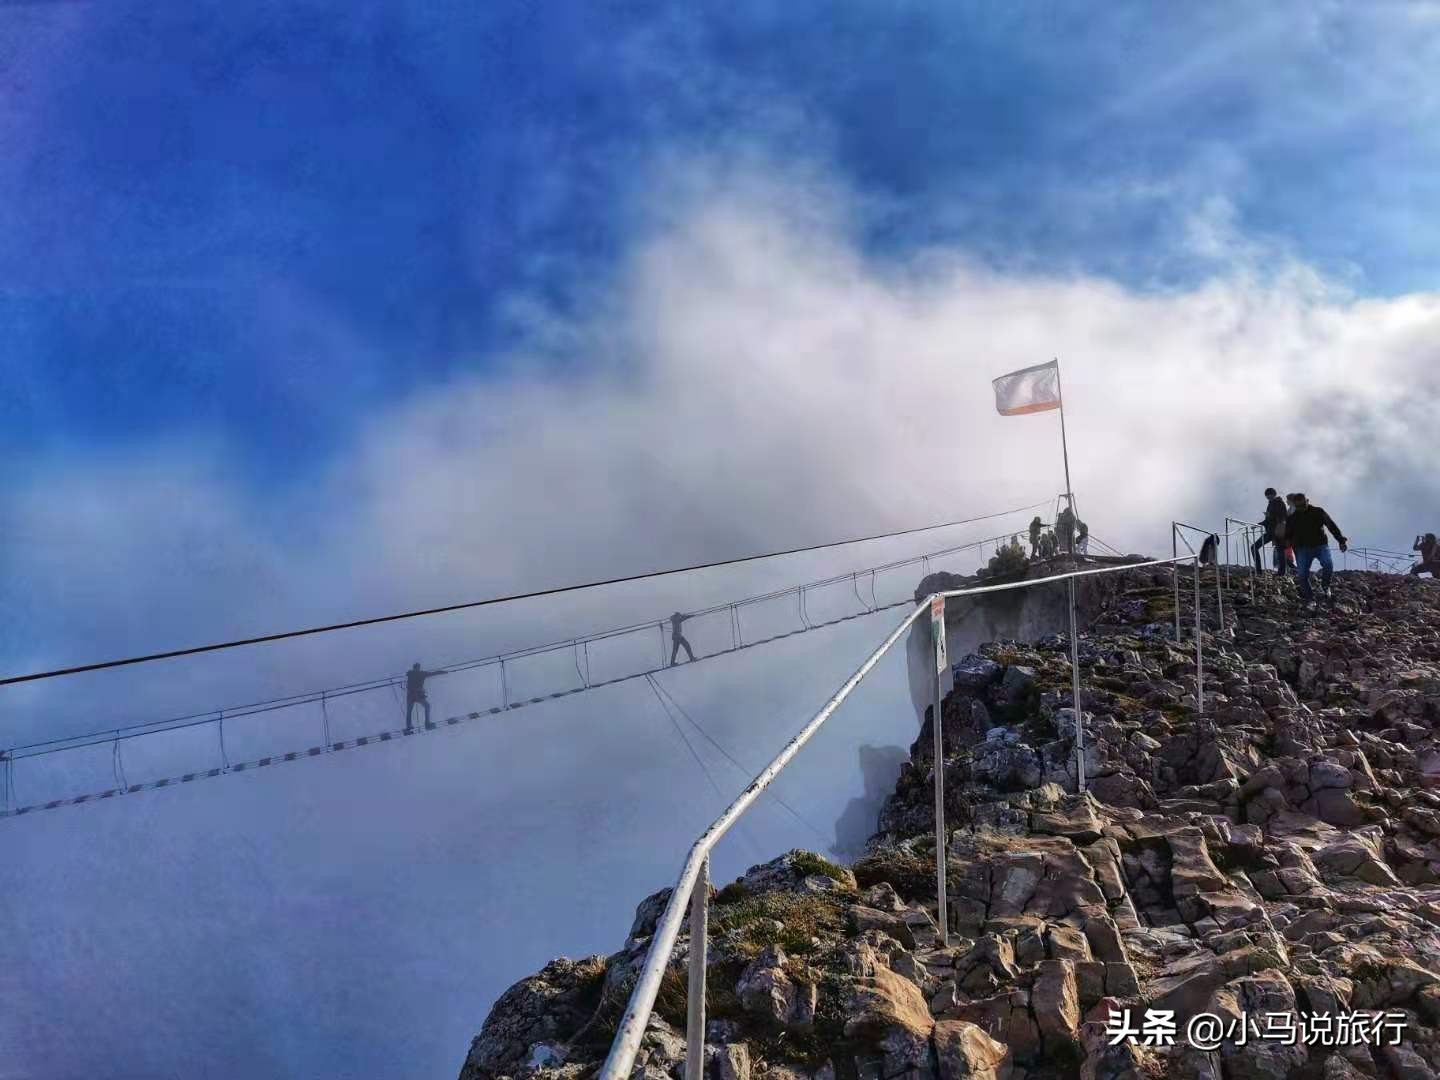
[[1215, 552, 1224, 634], [500, 660, 509, 710], [1068, 573, 1085, 794], [1248, 526, 1256, 603], [1193, 554, 1204, 716], [685, 853, 709, 1080], [930, 595, 949, 948], [1172, 525, 1181, 642]]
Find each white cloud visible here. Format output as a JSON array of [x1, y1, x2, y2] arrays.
[[5, 159, 1440, 736]]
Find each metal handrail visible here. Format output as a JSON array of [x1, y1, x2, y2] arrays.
[[599, 551, 1204, 1080]]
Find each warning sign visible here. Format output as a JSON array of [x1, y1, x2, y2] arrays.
[[930, 595, 946, 674]]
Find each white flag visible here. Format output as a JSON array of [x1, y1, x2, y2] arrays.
[[992, 360, 1061, 416]]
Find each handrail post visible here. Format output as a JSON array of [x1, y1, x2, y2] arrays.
[[1068, 573, 1085, 794], [930, 595, 950, 948], [1172, 524, 1181, 642], [1193, 554, 1204, 716], [685, 853, 709, 1080], [1247, 525, 1256, 603], [1215, 552, 1224, 634], [1224, 528, 1231, 589]]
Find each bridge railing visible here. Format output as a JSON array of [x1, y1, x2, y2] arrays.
[[599, 551, 1205, 1080]]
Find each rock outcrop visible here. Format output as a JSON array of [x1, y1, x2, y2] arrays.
[[459, 567, 1440, 1080]]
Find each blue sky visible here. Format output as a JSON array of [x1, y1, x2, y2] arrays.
[[4, 4, 1440, 1079], [5, 1, 1437, 482]]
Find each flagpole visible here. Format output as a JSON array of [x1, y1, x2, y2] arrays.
[[1055, 358, 1085, 795], [1055, 357, 1075, 519]]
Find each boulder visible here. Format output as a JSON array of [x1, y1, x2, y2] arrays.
[[1032, 960, 1081, 1053], [933, 1019, 1011, 1080]]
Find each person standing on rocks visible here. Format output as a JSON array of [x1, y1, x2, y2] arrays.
[[1028, 516, 1043, 557], [1279, 493, 1301, 576], [1253, 487, 1288, 574], [1288, 493, 1347, 604], [1056, 499, 1077, 554], [668, 612, 695, 666], [1412, 533, 1440, 577], [404, 661, 445, 732]]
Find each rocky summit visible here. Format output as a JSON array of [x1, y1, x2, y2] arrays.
[[458, 564, 1440, 1080]]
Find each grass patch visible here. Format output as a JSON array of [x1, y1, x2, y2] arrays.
[[789, 851, 851, 885], [715, 881, 750, 905], [853, 845, 934, 899], [713, 892, 846, 958], [653, 964, 689, 1028]]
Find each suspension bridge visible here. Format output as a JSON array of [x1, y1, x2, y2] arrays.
[[2, 501, 1061, 820]]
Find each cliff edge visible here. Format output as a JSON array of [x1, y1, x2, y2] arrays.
[[458, 566, 1440, 1080]]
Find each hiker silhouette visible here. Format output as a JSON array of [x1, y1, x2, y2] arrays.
[[669, 612, 695, 666], [404, 662, 444, 732]]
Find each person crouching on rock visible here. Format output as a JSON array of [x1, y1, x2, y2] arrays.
[[1199, 533, 1219, 566], [1287, 493, 1348, 604], [1412, 534, 1440, 578]]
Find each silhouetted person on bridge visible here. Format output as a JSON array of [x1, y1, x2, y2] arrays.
[[1076, 519, 1089, 555], [1253, 487, 1288, 575], [669, 612, 695, 666], [1028, 516, 1043, 557], [1288, 493, 1347, 604], [1413, 534, 1440, 578], [405, 662, 444, 732]]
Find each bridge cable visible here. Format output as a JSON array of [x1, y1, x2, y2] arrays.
[[1, 500, 1050, 689], [647, 673, 830, 848]]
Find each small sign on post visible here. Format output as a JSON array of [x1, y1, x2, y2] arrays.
[[930, 594, 949, 947]]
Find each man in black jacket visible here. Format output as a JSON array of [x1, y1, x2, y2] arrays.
[[1253, 487, 1288, 574], [1288, 493, 1348, 603]]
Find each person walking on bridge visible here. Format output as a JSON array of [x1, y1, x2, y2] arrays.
[[1253, 487, 1288, 574], [1028, 516, 1043, 557], [1412, 533, 1440, 578], [1288, 493, 1347, 604], [404, 662, 445, 732], [669, 612, 696, 666]]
